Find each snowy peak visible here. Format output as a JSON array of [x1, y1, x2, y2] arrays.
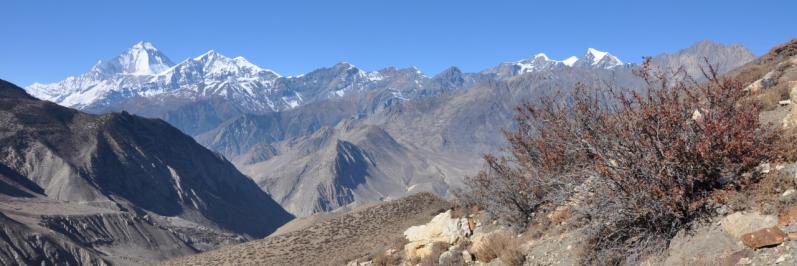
[[577, 48, 623, 68], [585, 48, 609, 63], [482, 48, 626, 78], [168, 50, 279, 79], [132, 41, 157, 50], [561, 56, 578, 67], [91, 41, 175, 75]]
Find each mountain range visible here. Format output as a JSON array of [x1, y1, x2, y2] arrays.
[[23, 40, 756, 216]]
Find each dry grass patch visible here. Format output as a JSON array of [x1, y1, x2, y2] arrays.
[[371, 237, 408, 266], [472, 231, 526, 266], [725, 169, 797, 215]]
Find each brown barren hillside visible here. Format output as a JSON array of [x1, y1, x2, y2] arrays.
[[160, 193, 451, 266]]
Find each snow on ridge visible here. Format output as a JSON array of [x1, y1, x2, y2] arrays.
[[561, 56, 578, 67], [586, 48, 609, 64]]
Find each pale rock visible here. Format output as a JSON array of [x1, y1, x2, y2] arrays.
[[720, 212, 778, 238], [404, 210, 471, 243], [403, 210, 471, 260], [663, 225, 747, 266], [692, 109, 703, 121], [463, 250, 473, 263], [782, 189, 796, 198], [760, 163, 772, 174], [776, 254, 788, 264], [737, 257, 753, 265]]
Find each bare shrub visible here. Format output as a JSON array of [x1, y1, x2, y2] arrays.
[[461, 59, 783, 264], [472, 231, 525, 265], [580, 62, 782, 264]]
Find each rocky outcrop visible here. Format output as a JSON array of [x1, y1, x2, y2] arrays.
[[403, 210, 471, 260]]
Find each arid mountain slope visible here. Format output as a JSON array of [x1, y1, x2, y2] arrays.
[[160, 192, 451, 266], [0, 79, 293, 265]]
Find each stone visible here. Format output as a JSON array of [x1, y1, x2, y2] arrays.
[[664, 226, 747, 265], [778, 205, 797, 226], [781, 190, 797, 203], [405, 241, 447, 261], [438, 249, 457, 265], [720, 212, 778, 238], [776, 255, 787, 264], [760, 163, 772, 174], [462, 250, 473, 263], [741, 227, 787, 249], [789, 232, 797, 240], [692, 109, 703, 121]]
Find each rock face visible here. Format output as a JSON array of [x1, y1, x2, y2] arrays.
[[0, 79, 293, 264]]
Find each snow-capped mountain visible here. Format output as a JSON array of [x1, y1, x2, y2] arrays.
[[26, 42, 432, 114], [482, 48, 625, 78], [574, 48, 624, 69], [27, 42, 282, 111], [26, 42, 630, 116], [93, 41, 175, 75], [27, 41, 175, 107]]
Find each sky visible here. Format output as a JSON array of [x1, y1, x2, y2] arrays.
[[2, 0, 796, 86]]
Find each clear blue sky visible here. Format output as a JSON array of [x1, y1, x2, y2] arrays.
[[2, 0, 795, 85]]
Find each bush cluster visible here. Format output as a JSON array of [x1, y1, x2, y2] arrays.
[[461, 61, 783, 264]]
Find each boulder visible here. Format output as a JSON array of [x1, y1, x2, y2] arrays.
[[664, 225, 749, 266], [720, 212, 778, 238], [438, 249, 460, 265], [741, 227, 788, 249], [403, 210, 470, 260], [404, 210, 471, 244]]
